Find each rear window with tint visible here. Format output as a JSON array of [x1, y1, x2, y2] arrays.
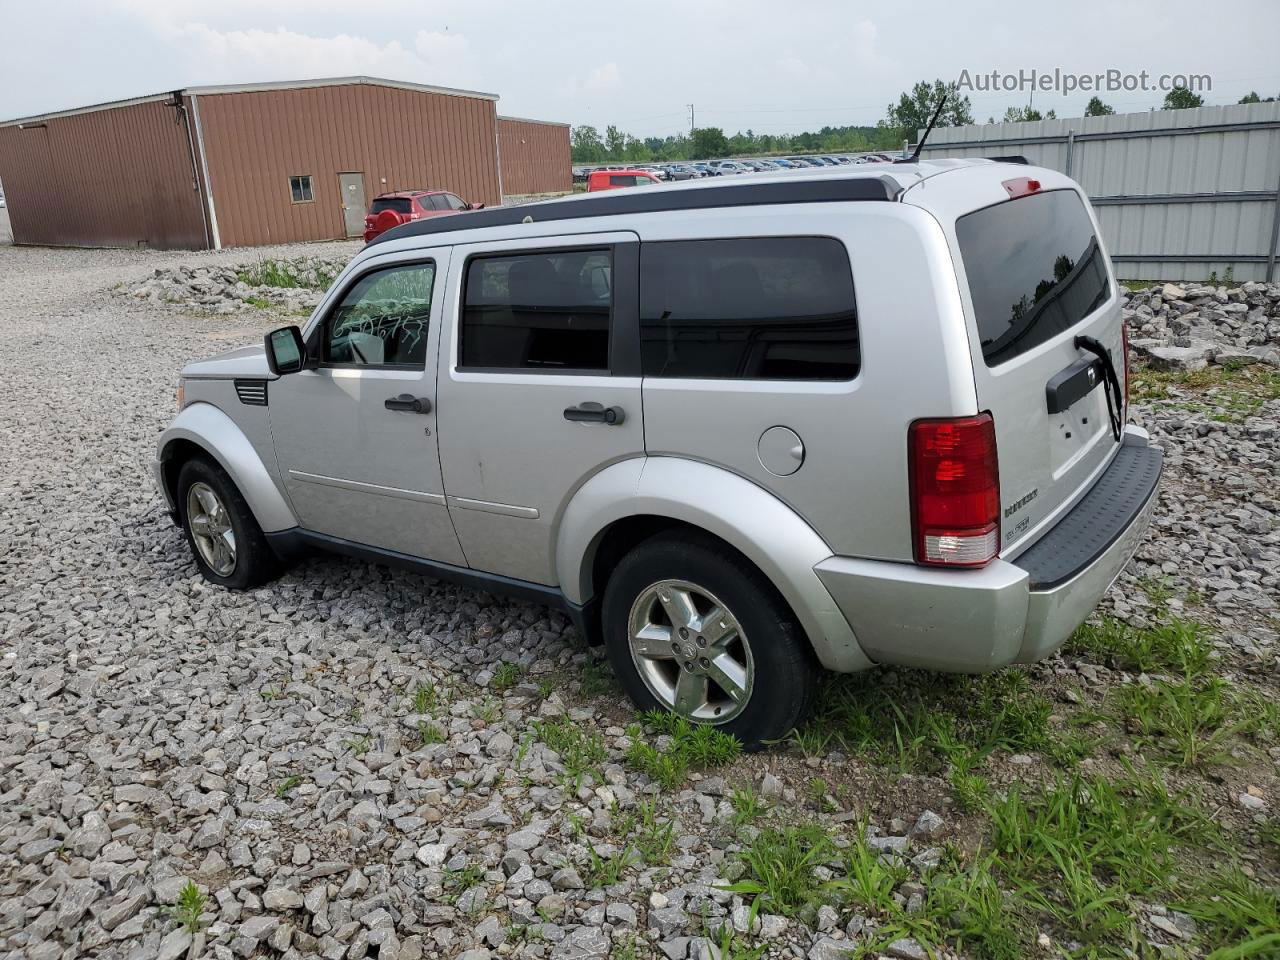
[[957, 189, 1109, 367], [371, 198, 412, 215], [640, 237, 859, 380]]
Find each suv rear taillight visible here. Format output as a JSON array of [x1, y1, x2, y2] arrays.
[[909, 414, 1000, 568]]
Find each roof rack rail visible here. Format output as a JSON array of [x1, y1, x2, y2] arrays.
[[367, 175, 902, 247]]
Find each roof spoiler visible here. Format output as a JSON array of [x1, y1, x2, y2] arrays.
[[988, 155, 1030, 165]]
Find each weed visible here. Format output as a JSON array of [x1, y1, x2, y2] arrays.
[[584, 841, 641, 887], [807, 777, 832, 810], [275, 774, 304, 799], [626, 740, 688, 790], [626, 712, 742, 788], [930, 857, 1027, 960], [536, 678, 556, 699], [579, 659, 620, 697], [535, 717, 608, 789], [721, 824, 839, 917], [442, 864, 486, 905], [345, 734, 372, 755], [417, 720, 446, 747], [800, 668, 1050, 776], [492, 662, 522, 691], [471, 697, 501, 724], [730, 786, 765, 826], [1179, 867, 1280, 955], [836, 823, 907, 914], [411, 682, 442, 716], [985, 770, 1220, 949], [236, 258, 339, 290], [611, 933, 642, 960], [633, 797, 676, 864], [244, 295, 273, 309], [1069, 616, 1213, 674], [706, 911, 769, 960], [1121, 675, 1252, 768], [165, 880, 207, 933]]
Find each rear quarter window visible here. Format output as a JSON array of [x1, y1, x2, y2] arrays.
[[639, 237, 859, 380], [956, 189, 1109, 367]]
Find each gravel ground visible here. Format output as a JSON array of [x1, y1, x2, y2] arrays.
[[1, 241, 1277, 960]]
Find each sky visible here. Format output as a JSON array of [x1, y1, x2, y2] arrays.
[[2, 0, 1277, 135]]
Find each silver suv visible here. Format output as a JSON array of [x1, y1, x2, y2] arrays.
[[156, 162, 1161, 746]]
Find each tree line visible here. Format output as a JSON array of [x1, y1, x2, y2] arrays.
[[571, 80, 1280, 164]]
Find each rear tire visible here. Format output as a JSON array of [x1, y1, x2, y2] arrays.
[[177, 457, 279, 590], [602, 532, 817, 749]]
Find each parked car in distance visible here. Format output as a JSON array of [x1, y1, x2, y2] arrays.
[[715, 161, 752, 175], [157, 160, 1158, 747], [663, 164, 699, 181], [587, 170, 663, 191], [689, 163, 715, 177], [362, 191, 480, 244]]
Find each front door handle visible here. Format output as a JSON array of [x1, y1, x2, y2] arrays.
[[384, 394, 432, 414], [563, 402, 625, 425]]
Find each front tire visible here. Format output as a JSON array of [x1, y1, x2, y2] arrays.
[[177, 457, 279, 589], [602, 533, 817, 748]]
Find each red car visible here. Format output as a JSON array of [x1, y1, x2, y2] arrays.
[[586, 170, 663, 192], [362, 190, 482, 243]]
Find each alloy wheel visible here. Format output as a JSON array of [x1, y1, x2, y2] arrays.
[[626, 578, 754, 723], [186, 482, 237, 576]]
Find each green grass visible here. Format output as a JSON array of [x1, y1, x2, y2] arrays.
[[491, 662, 522, 691], [1068, 616, 1213, 674], [729, 786, 765, 826], [410, 681, 444, 716], [441, 864, 486, 905], [236, 257, 339, 290], [583, 841, 641, 887], [625, 711, 742, 789], [1129, 364, 1280, 421], [1120, 674, 1254, 768], [165, 880, 207, 933], [798, 668, 1052, 774], [720, 824, 840, 918], [578, 659, 620, 697], [345, 734, 372, 755], [1179, 868, 1280, 958], [417, 720, 446, 747], [836, 822, 908, 914], [274, 774, 304, 799], [535, 717, 608, 789]]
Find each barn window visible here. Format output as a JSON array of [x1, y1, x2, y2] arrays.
[[289, 176, 314, 203]]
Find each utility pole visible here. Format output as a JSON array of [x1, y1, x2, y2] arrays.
[[687, 104, 695, 134]]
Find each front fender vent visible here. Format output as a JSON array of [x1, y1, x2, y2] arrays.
[[234, 379, 268, 406]]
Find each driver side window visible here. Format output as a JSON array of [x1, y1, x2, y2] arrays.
[[324, 262, 435, 368]]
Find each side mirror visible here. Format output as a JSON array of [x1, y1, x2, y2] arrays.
[[265, 325, 308, 375], [470, 202, 485, 210]]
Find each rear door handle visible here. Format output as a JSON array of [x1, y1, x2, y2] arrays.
[[384, 394, 432, 414], [563, 402, 625, 425]]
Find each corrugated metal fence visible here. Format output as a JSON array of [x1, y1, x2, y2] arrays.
[[919, 102, 1280, 282]]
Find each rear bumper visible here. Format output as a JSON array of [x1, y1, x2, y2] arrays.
[[814, 426, 1162, 672]]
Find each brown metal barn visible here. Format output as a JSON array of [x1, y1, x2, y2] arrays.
[[498, 116, 573, 196], [0, 77, 572, 250]]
